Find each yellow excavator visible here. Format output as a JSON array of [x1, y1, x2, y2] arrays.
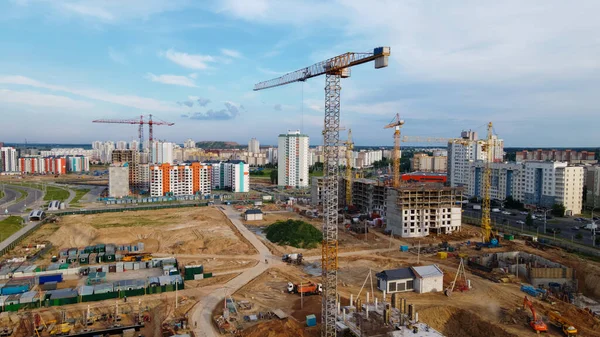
[[548, 311, 577, 336]]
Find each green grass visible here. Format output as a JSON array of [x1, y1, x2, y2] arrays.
[[43, 186, 70, 202], [0, 216, 24, 241], [0, 189, 4, 200], [70, 188, 91, 205]]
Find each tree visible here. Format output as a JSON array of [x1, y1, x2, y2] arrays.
[[575, 233, 583, 240], [526, 212, 534, 227], [270, 170, 278, 184], [551, 203, 566, 217], [504, 196, 524, 210]]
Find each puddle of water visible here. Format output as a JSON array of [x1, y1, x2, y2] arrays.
[[246, 226, 267, 239]]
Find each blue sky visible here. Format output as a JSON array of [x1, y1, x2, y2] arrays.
[[1, 0, 599, 147]]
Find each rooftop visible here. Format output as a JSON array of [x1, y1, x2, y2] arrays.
[[245, 209, 263, 214], [411, 265, 443, 279], [376, 267, 414, 281]]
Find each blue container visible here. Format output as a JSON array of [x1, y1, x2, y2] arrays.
[[306, 314, 317, 327], [2, 285, 29, 295], [39, 274, 63, 285], [400, 245, 409, 252]]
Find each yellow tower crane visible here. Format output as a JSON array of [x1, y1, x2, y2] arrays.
[[254, 47, 391, 337], [344, 129, 353, 206], [481, 122, 495, 243], [384, 113, 405, 188]]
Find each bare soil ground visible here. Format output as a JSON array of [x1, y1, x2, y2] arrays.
[[5, 207, 257, 265]]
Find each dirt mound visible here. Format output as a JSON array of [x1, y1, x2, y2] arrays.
[[419, 306, 518, 337], [48, 221, 98, 247], [241, 318, 318, 337]]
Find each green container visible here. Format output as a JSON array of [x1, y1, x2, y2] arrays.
[[447, 247, 455, 252], [203, 272, 212, 279], [504, 234, 514, 241], [59, 263, 69, 270]]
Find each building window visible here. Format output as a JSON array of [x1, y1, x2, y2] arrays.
[[388, 282, 397, 292], [407, 280, 414, 290]]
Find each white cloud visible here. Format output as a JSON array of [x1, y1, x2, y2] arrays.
[[188, 73, 198, 79], [0, 75, 182, 112], [162, 49, 215, 70], [60, 2, 114, 21], [221, 48, 242, 58], [145, 73, 197, 87], [0, 89, 93, 109], [108, 47, 127, 64]]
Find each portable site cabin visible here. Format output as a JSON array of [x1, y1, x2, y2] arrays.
[[376, 268, 415, 294]]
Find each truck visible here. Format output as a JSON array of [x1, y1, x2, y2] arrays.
[[547, 311, 577, 336], [282, 253, 303, 265], [287, 282, 322, 295]]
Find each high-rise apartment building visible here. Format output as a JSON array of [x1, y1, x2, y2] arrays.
[[109, 164, 130, 198], [150, 141, 174, 164], [523, 162, 584, 215], [586, 166, 600, 210], [116, 141, 128, 150], [278, 130, 309, 188], [149, 163, 212, 197], [206, 160, 249, 192], [0, 147, 17, 172], [129, 140, 140, 151], [66, 156, 90, 173], [411, 153, 447, 173], [248, 138, 260, 154], [447, 130, 504, 187], [467, 162, 525, 202], [184, 139, 196, 149]]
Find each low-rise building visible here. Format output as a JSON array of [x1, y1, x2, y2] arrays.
[[376, 265, 444, 294], [244, 209, 263, 221], [411, 153, 447, 173]]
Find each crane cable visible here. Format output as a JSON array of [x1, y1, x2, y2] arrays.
[[301, 81, 304, 133]]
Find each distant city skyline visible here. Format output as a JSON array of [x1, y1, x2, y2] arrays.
[[1, 1, 599, 146]]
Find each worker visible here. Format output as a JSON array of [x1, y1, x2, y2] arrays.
[[124, 296, 127, 303], [265, 259, 268, 264]]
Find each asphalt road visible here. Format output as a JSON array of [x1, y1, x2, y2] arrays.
[[0, 186, 19, 206], [1, 185, 44, 215], [463, 207, 598, 246]]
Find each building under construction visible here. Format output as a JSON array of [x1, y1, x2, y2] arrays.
[[386, 184, 463, 238], [352, 178, 387, 216]]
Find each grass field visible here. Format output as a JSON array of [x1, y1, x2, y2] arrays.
[[43, 186, 70, 202], [0, 216, 24, 241], [69, 188, 90, 207]]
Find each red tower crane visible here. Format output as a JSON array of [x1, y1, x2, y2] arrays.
[[92, 114, 175, 148]]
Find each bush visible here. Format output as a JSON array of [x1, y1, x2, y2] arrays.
[[265, 220, 322, 249], [551, 203, 566, 217]]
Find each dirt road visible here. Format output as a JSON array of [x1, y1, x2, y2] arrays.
[[190, 206, 277, 337]]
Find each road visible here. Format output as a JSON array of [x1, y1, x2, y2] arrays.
[[0, 185, 44, 215], [463, 207, 598, 246], [190, 206, 276, 337], [0, 186, 19, 206]]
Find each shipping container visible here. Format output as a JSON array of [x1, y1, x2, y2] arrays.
[[39, 274, 63, 285], [203, 273, 212, 279], [41, 282, 57, 291], [306, 314, 317, 327], [1, 285, 30, 295]]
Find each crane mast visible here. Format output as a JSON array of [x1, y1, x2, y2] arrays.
[[384, 113, 404, 188], [481, 122, 494, 242], [254, 47, 390, 337], [345, 129, 353, 206]]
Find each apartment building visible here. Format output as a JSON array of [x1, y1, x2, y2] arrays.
[[109, 164, 129, 198], [352, 178, 388, 216], [523, 162, 584, 215], [278, 130, 309, 188], [447, 130, 504, 187], [467, 162, 525, 202], [149, 162, 211, 197], [386, 185, 463, 238], [517, 149, 596, 163], [0, 147, 17, 172], [411, 153, 447, 173], [248, 138, 260, 154], [112, 150, 140, 189], [586, 166, 600, 210], [206, 160, 250, 193]]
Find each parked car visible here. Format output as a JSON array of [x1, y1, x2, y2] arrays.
[[572, 226, 580, 230], [546, 228, 561, 234], [502, 211, 511, 215], [520, 211, 529, 215], [516, 220, 525, 225]]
